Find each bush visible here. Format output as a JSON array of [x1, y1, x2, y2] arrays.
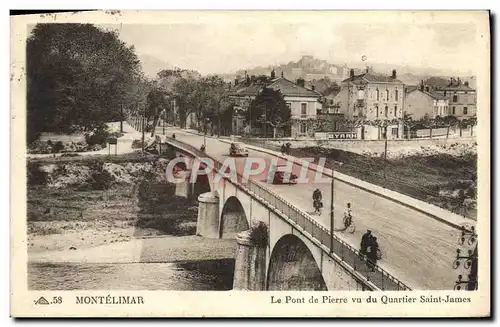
[[86, 162, 115, 190], [27, 162, 49, 186], [85, 127, 110, 147], [52, 141, 64, 153], [249, 221, 268, 248], [28, 140, 53, 154], [132, 139, 143, 149]]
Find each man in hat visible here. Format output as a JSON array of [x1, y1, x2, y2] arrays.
[[360, 229, 373, 256]]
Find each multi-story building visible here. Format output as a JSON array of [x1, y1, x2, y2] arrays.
[[405, 84, 450, 119], [338, 67, 405, 140], [427, 77, 476, 119], [230, 70, 323, 138]]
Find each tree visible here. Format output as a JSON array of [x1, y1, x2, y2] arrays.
[[440, 115, 460, 138], [401, 112, 418, 139], [246, 87, 291, 137], [146, 85, 170, 136], [421, 114, 438, 139], [27, 23, 142, 144]]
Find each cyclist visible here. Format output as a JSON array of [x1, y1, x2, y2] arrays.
[[343, 202, 353, 228], [313, 188, 322, 214]]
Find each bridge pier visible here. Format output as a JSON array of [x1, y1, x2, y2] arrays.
[[196, 191, 220, 238], [233, 229, 267, 290]]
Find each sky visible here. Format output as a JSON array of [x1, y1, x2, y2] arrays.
[[98, 21, 479, 77]]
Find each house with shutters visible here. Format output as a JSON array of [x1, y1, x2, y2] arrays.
[[338, 67, 405, 140], [230, 70, 323, 138], [426, 77, 476, 119]]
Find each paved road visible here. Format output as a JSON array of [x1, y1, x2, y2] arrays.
[[167, 129, 471, 290]]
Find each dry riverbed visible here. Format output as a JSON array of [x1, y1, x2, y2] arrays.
[[26, 152, 222, 261]]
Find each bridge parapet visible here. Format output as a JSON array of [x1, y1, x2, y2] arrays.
[[164, 137, 411, 291]]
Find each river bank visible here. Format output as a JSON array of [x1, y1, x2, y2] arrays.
[[27, 152, 237, 290]]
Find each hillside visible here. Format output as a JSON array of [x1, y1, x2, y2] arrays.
[[226, 55, 476, 89]]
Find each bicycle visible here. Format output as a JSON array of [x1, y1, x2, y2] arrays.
[[343, 213, 356, 234], [313, 199, 323, 215]]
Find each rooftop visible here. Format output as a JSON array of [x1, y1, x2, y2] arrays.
[[406, 87, 449, 100], [232, 77, 322, 98], [341, 72, 404, 84]]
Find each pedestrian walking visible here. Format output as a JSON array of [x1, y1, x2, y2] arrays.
[[367, 236, 379, 272], [360, 229, 372, 256]]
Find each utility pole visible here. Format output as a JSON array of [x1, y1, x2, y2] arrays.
[[330, 169, 335, 253]]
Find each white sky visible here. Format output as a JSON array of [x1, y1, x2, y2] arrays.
[[100, 22, 479, 76]]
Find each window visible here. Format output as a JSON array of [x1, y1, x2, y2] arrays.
[[299, 122, 307, 134], [286, 102, 291, 110], [395, 89, 399, 101], [452, 106, 456, 115], [384, 106, 388, 117], [376, 88, 380, 101], [386, 89, 389, 100], [444, 91, 447, 96], [301, 103, 307, 117], [392, 128, 398, 136], [375, 105, 379, 118], [463, 107, 468, 115], [453, 95, 458, 102], [394, 105, 398, 117]]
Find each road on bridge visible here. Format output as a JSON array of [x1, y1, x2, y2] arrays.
[[168, 129, 472, 290]]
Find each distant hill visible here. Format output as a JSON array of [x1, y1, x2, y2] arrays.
[[226, 55, 477, 89], [230, 55, 349, 83], [138, 54, 173, 79]]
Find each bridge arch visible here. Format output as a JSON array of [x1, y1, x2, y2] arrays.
[[220, 196, 249, 239], [267, 234, 327, 291]]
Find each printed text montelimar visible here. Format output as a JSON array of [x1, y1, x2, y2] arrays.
[[76, 295, 144, 305]]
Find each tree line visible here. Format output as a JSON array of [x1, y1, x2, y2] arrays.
[[26, 23, 477, 143]]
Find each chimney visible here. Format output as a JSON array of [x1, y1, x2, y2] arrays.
[[311, 85, 315, 91], [350, 69, 355, 79], [449, 77, 453, 86], [420, 80, 424, 92], [281, 71, 284, 78], [366, 66, 370, 73], [392, 69, 397, 79], [234, 78, 239, 86], [271, 69, 276, 79], [458, 77, 462, 85], [296, 78, 305, 87]]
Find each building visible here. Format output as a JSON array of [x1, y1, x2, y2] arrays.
[[426, 77, 476, 119], [230, 70, 323, 138], [405, 83, 450, 119], [338, 67, 405, 140]]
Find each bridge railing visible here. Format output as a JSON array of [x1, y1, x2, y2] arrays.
[[164, 137, 411, 291]]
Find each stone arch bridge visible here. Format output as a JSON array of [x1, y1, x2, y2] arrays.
[[165, 138, 410, 291]]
